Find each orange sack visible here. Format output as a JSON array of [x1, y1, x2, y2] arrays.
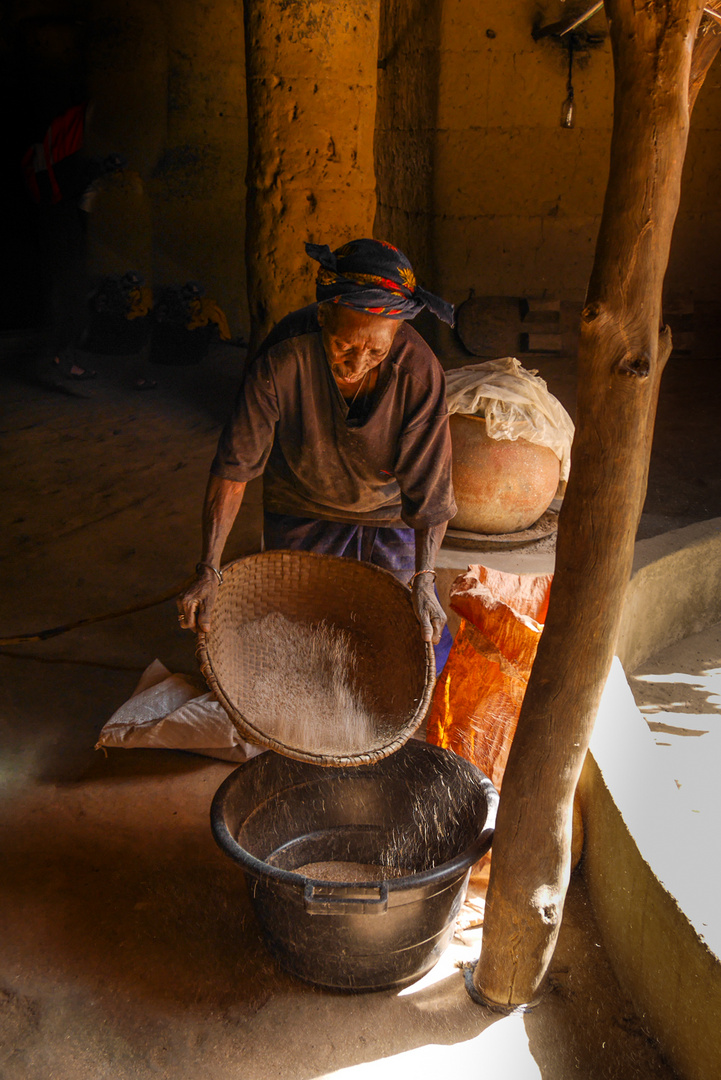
[[427, 565, 553, 793]]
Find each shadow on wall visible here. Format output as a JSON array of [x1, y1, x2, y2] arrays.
[[2, 0, 248, 338], [374, 0, 443, 289]]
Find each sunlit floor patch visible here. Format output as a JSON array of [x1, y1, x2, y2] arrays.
[[315, 1013, 540, 1080]]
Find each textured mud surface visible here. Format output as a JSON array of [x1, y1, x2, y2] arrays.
[[1, 342, 704, 1078]]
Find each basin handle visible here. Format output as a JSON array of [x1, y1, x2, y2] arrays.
[[303, 881, 389, 916]]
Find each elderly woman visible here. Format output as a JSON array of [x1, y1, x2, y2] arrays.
[[178, 238, 456, 671]]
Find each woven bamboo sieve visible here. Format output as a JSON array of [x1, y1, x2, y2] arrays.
[[196, 550, 436, 766]]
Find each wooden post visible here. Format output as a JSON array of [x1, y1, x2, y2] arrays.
[[243, 0, 381, 353], [474, 0, 708, 1008]]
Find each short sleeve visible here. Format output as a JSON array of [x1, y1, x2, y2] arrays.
[[394, 364, 457, 529], [210, 352, 280, 482]]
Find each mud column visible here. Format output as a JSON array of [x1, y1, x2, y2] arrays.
[[243, 0, 381, 350]]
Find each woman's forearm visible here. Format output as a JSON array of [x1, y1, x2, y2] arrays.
[[201, 474, 247, 568], [414, 522, 448, 573], [411, 522, 449, 644]]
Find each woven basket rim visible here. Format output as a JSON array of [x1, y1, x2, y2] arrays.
[[196, 550, 435, 766]]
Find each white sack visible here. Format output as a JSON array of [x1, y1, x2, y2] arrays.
[[445, 357, 574, 482], [96, 659, 265, 763]]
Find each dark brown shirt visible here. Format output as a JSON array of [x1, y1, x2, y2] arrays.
[[211, 305, 456, 529]]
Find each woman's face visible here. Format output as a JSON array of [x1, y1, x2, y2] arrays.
[[318, 303, 402, 387]]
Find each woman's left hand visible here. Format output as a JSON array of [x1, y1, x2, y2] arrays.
[[411, 575, 447, 645]]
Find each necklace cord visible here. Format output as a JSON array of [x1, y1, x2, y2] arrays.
[[349, 368, 370, 407]]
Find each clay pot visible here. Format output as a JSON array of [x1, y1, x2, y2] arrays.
[[449, 413, 560, 534]]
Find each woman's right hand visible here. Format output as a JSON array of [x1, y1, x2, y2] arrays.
[[177, 566, 219, 633]]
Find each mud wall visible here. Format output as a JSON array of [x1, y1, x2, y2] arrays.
[[88, 0, 380, 345], [85, 0, 248, 333], [243, 0, 380, 349], [428, 0, 721, 306], [373, 0, 442, 287], [9, 0, 721, 338], [667, 47, 721, 302], [431, 0, 612, 304]]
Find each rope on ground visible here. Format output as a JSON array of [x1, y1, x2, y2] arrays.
[[0, 652, 147, 672], [0, 580, 191, 647]]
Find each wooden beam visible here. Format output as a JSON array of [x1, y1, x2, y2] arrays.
[[474, 0, 707, 1008], [690, 5, 721, 110]]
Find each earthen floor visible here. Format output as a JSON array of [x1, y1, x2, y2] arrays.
[[2, 341, 717, 1079]]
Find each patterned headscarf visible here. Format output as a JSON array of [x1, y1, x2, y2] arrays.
[[305, 238, 455, 326]]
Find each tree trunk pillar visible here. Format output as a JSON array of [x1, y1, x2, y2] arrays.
[[474, 0, 705, 1008], [243, 0, 381, 352]]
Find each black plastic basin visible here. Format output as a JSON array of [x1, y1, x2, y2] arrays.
[[211, 742, 498, 991]]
